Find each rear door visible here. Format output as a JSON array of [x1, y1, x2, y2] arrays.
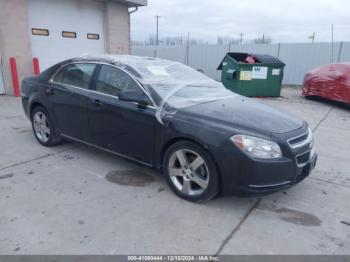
[[49, 63, 97, 142], [88, 65, 156, 164]]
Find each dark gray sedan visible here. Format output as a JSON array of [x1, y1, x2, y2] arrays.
[[21, 55, 317, 202]]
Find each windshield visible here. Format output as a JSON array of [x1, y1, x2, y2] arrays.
[[124, 58, 235, 108], [144, 83, 234, 108], [84, 55, 236, 124], [136, 62, 235, 123]]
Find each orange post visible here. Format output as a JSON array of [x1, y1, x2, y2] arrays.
[[33, 57, 40, 75], [9, 57, 20, 97]]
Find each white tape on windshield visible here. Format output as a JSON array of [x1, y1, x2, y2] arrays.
[[147, 66, 169, 76]]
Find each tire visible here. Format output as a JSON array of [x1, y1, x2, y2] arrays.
[[31, 106, 62, 147], [163, 141, 220, 203]]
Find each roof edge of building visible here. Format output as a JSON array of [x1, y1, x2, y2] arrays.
[[111, 0, 147, 7]]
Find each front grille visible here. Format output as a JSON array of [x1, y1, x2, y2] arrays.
[[288, 133, 308, 146], [296, 151, 311, 166], [287, 128, 314, 167]]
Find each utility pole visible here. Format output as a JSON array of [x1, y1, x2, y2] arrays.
[[331, 24, 334, 63], [239, 32, 244, 44], [185, 32, 190, 65], [155, 15, 161, 46]]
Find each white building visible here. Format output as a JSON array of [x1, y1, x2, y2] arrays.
[[0, 0, 147, 95]]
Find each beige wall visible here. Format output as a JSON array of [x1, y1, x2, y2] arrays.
[[0, 0, 33, 95], [104, 1, 130, 54]]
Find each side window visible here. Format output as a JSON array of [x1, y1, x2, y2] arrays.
[[53, 63, 96, 89], [96, 65, 140, 97]]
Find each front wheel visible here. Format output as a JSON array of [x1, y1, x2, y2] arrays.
[[31, 106, 62, 147], [163, 141, 220, 203]]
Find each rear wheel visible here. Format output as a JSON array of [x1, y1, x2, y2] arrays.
[[163, 141, 220, 203], [31, 106, 62, 147]]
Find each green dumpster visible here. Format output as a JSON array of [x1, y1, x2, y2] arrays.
[[217, 52, 285, 97]]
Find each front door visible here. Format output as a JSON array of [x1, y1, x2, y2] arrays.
[[48, 63, 97, 141], [88, 65, 156, 164]]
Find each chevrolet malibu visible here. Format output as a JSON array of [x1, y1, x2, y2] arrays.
[[21, 55, 317, 202]]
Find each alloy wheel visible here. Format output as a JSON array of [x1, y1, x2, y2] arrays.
[[168, 149, 209, 196], [33, 111, 51, 143]]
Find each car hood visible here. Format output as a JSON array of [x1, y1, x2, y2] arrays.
[[174, 96, 304, 134]]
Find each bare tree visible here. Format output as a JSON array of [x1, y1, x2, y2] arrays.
[[133, 34, 208, 46], [218, 36, 240, 45], [253, 35, 272, 44]]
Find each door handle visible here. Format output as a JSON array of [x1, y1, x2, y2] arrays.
[[46, 87, 56, 95], [92, 99, 102, 107]]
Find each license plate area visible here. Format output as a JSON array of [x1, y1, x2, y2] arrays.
[[296, 155, 317, 182]]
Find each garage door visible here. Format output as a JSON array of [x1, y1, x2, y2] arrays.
[[28, 0, 105, 71]]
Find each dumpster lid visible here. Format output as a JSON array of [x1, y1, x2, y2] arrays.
[[217, 52, 285, 70]]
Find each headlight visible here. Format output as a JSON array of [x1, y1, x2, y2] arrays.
[[230, 134, 282, 159]]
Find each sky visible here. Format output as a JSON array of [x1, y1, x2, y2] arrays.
[[131, 0, 350, 44]]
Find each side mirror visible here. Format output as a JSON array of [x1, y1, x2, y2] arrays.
[[119, 90, 149, 106]]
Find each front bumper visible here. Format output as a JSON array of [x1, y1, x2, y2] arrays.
[[241, 154, 317, 196], [22, 97, 30, 118], [216, 135, 317, 197]]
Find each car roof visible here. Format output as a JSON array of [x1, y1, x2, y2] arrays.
[[69, 55, 176, 69]]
